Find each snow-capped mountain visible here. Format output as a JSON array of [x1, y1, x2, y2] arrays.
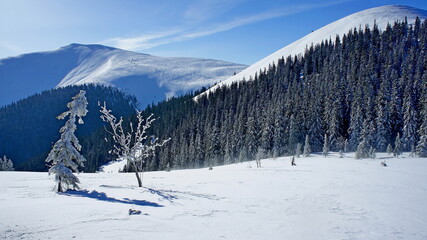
[[0, 44, 246, 107], [197, 5, 427, 98]]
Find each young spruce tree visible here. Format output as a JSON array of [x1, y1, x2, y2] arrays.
[[46, 90, 88, 192], [303, 135, 311, 157]]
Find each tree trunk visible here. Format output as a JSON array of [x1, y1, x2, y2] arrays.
[[58, 177, 63, 192], [135, 171, 142, 187]]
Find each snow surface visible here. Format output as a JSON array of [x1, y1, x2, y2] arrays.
[[1, 152, 427, 239], [197, 5, 427, 99], [0, 44, 246, 108], [100, 159, 128, 173]]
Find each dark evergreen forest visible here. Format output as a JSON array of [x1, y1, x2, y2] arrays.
[[0, 85, 137, 171], [140, 18, 427, 171]]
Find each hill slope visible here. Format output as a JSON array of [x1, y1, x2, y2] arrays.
[[0, 85, 137, 170], [198, 5, 427, 97], [0, 44, 246, 107]]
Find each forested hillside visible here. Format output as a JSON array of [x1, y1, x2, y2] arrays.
[[3, 19, 427, 173], [138, 18, 427, 170], [0, 85, 137, 171]]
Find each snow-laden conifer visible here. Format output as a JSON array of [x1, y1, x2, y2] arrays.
[[416, 133, 427, 157], [295, 143, 302, 158], [386, 144, 393, 156], [0, 155, 14, 171], [394, 133, 402, 158], [322, 134, 329, 157], [46, 90, 88, 192], [303, 135, 311, 157], [416, 78, 427, 157]]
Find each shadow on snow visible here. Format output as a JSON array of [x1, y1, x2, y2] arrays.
[[143, 187, 221, 203], [60, 190, 163, 207]]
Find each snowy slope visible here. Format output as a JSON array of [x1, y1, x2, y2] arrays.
[[1, 153, 427, 239], [197, 5, 427, 98], [0, 44, 246, 107]]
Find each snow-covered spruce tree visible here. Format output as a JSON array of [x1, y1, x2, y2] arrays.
[[416, 75, 427, 157], [100, 103, 169, 187], [322, 134, 329, 157], [0, 155, 14, 171], [45, 90, 88, 192], [303, 135, 311, 157], [416, 131, 427, 157], [255, 146, 264, 168], [387, 144, 393, 156], [355, 119, 374, 159], [369, 147, 376, 159], [295, 143, 302, 158], [394, 133, 402, 158]]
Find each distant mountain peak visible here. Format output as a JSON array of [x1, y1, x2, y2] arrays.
[[0, 44, 246, 108], [62, 43, 116, 50]]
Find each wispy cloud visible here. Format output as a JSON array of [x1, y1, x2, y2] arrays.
[[102, 0, 351, 52], [101, 30, 182, 50], [0, 42, 24, 54]]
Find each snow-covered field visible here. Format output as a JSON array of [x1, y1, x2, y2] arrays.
[[1, 153, 426, 240]]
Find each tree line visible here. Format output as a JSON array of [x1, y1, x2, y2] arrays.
[[138, 18, 427, 171]]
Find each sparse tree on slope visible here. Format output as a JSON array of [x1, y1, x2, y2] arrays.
[[46, 90, 88, 192], [100, 103, 169, 187], [394, 133, 402, 158], [322, 134, 329, 157], [295, 143, 302, 158], [355, 119, 373, 159], [387, 143, 393, 156], [303, 135, 311, 157], [0, 155, 14, 171], [416, 75, 427, 157]]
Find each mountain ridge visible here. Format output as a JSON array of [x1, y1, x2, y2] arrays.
[[0, 43, 246, 108]]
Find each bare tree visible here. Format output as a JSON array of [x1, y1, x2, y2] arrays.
[[100, 103, 169, 187]]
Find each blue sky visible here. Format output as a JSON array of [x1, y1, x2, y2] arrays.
[[1, 0, 427, 64]]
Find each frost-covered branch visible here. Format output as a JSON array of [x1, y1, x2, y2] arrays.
[[100, 103, 170, 187]]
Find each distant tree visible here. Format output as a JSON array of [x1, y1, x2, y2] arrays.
[[355, 139, 369, 159], [369, 147, 376, 159], [343, 139, 349, 153], [386, 144, 393, 156], [394, 133, 402, 158], [356, 119, 374, 159], [45, 90, 88, 192], [295, 143, 302, 158], [322, 134, 329, 157], [0, 155, 14, 171], [255, 147, 264, 168], [100, 103, 169, 187], [416, 133, 427, 157], [416, 77, 427, 157], [303, 135, 311, 157]]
